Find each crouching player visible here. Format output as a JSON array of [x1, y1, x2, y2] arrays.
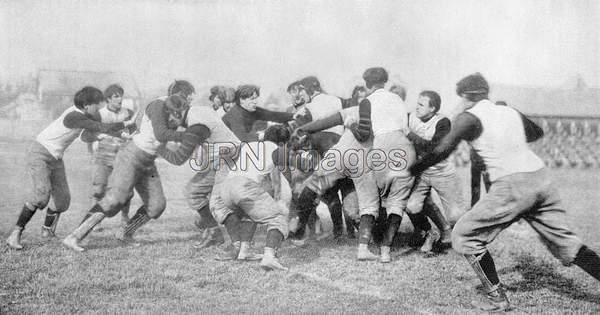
[[210, 125, 293, 271], [6, 86, 133, 249], [62, 91, 203, 251]]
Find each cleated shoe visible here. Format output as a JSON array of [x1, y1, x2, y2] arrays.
[[260, 256, 288, 271], [193, 227, 225, 249], [62, 235, 85, 252], [471, 288, 511, 312], [380, 246, 391, 263], [6, 228, 24, 250], [41, 226, 56, 239], [420, 229, 441, 253], [357, 245, 379, 261]]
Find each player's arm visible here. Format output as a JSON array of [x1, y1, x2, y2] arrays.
[[63, 112, 125, 135], [407, 117, 451, 154], [410, 112, 482, 175], [254, 107, 294, 123], [157, 124, 211, 166], [351, 98, 372, 142], [146, 101, 185, 143], [295, 112, 344, 135], [518, 111, 544, 142]]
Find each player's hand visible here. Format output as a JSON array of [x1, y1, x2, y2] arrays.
[[292, 107, 308, 120], [123, 118, 136, 127]]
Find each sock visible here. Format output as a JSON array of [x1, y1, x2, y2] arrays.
[[16, 204, 37, 229], [423, 199, 451, 231], [43, 208, 59, 228], [465, 251, 500, 293], [197, 204, 218, 227], [358, 215, 375, 244], [223, 214, 242, 243], [573, 245, 600, 281], [297, 187, 319, 233], [408, 212, 432, 232], [323, 189, 344, 236], [382, 214, 402, 247], [240, 221, 257, 242], [266, 229, 284, 249], [124, 206, 150, 236]]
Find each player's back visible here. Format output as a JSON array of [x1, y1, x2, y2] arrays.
[[467, 100, 545, 181]]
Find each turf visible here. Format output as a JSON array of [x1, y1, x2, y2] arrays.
[[1, 140, 599, 314]]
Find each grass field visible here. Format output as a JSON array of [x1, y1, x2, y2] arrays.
[[1, 140, 599, 314]]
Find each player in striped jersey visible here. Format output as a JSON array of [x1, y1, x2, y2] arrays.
[[81, 84, 136, 230], [62, 82, 207, 251], [6, 86, 134, 250]]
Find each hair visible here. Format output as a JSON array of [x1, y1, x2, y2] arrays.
[[287, 80, 304, 93], [165, 94, 189, 113], [235, 85, 260, 105], [389, 84, 407, 101], [362, 67, 388, 89], [209, 85, 235, 103], [351, 85, 366, 99], [495, 100, 507, 106], [74, 86, 105, 109], [103, 84, 124, 99], [419, 90, 442, 113], [168, 80, 195, 96], [456, 72, 489, 102], [299, 76, 322, 95], [264, 124, 291, 144]]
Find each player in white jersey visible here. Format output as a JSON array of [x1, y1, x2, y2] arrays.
[[183, 102, 245, 249], [62, 82, 206, 251], [410, 73, 600, 311], [6, 87, 134, 250], [351, 67, 417, 263], [210, 124, 293, 270], [404, 90, 467, 252], [81, 84, 136, 230]]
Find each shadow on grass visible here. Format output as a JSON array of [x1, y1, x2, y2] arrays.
[[501, 254, 600, 305]]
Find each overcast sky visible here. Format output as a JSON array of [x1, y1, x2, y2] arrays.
[[1, 0, 598, 108]]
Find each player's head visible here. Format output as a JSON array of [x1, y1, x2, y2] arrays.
[[362, 67, 388, 91], [389, 84, 407, 101], [235, 84, 260, 112], [263, 124, 291, 144], [456, 73, 489, 103], [168, 80, 195, 105], [299, 76, 322, 97], [209, 86, 236, 112], [74, 86, 105, 117], [416, 90, 441, 119], [104, 84, 124, 111], [165, 94, 189, 129], [351, 85, 367, 103], [287, 81, 310, 107]]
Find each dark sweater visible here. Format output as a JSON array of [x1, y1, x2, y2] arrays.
[[221, 105, 294, 142]]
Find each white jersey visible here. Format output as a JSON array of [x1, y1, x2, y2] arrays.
[[367, 88, 408, 136], [36, 106, 85, 159], [231, 141, 279, 184], [408, 113, 454, 175], [305, 93, 344, 135], [97, 106, 131, 145], [467, 100, 545, 181], [339, 106, 359, 128], [133, 113, 162, 155]]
